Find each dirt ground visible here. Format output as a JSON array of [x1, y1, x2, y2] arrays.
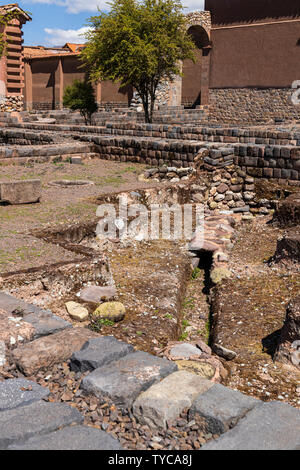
[[0, 159, 157, 273], [212, 216, 300, 407]]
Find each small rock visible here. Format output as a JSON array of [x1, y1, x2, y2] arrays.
[[92, 302, 126, 322], [65, 302, 89, 322], [213, 344, 237, 361]]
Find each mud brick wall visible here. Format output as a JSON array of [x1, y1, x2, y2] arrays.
[[209, 88, 300, 124]]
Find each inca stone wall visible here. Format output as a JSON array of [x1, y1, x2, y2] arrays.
[[209, 88, 300, 124]]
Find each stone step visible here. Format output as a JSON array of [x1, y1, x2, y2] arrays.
[[80, 351, 177, 409], [188, 383, 259, 435], [0, 291, 72, 339], [0, 400, 83, 449], [12, 327, 99, 376], [8, 425, 123, 450], [0, 379, 49, 411], [70, 336, 135, 373], [201, 401, 300, 450], [132, 370, 214, 429]]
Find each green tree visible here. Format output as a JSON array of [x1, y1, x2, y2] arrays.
[[81, 0, 195, 123], [63, 79, 98, 125]]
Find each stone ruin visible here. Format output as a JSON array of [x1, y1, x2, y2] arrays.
[[0, 106, 299, 450]]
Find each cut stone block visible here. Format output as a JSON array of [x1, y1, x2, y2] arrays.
[[201, 401, 300, 450], [70, 336, 134, 373], [80, 351, 177, 409], [0, 401, 83, 449], [0, 179, 41, 205], [0, 291, 71, 338], [0, 379, 49, 411], [23, 310, 72, 339], [133, 370, 214, 429], [189, 383, 259, 434], [9, 425, 123, 450], [12, 327, 98, 376]]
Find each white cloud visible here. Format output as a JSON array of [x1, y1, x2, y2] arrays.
[[44, 26, 89, 44], [30, 0, 204, 15]]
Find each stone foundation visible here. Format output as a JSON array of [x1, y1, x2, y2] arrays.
[[209, 88, 300, 124]]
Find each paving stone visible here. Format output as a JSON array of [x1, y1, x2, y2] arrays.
[[70, 336, 134, 373], [23, 310, 72, 338], [0, 401, 83, 449], [80, 351, 177, 408], [169, 343, 202, 359], [201, 401, 300, 450], [79, 285, 117, 303], [189, 383, 259, 435], [12, 327, 98, 376], [0, 179, 41, 205], [133, 371, 214, 429], [0, 291, 71, 338], [0, 379, 49, 411], [9, 425, 123, 450]]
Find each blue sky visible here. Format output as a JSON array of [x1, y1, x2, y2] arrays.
[[19, 0, 204, 46]]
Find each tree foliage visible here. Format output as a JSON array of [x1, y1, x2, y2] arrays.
[[81, 0, 195, 123], [63, 79, 98, 125]]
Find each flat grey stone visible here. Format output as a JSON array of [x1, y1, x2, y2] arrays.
[[133, 371, 214, 429], [9, 425, 122, 450], [70, 336, 134, 373], [23, 310, 72, 338], [201, 401, 300, 450], [80, 351, 177, 408], [79, 286, 117, 303], [189, 383, 259, 434], [0, 379, 49, 411], [169, 343, 202, 359], [0, 400, 83, 449], [0, 291, 71, 338]]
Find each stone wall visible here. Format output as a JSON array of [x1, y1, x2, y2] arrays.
[[209, 88, 300, 124], [203, 144, 300, 182]]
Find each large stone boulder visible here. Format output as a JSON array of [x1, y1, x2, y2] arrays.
[[275, 296, 300, 368]]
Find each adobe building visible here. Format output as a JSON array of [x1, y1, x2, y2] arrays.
[[0, 3, 30, 112], [2, 1, 300, 123], [23, 44, 133, 111]]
